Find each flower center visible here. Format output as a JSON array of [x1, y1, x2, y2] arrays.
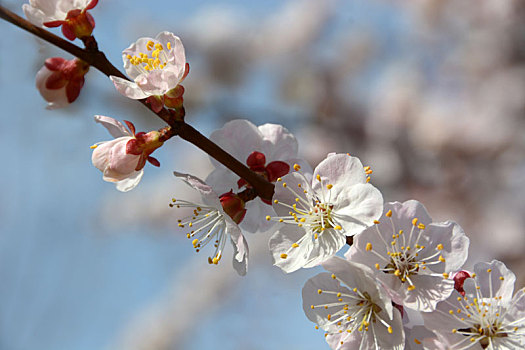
[[127, 40, 173, 74], [311, 274, 394, 346], [365, 211, 447, 291], [169, 198, 227, 265]]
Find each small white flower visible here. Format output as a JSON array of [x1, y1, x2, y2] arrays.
[[423, 260, 525, 350], [171, 172, 249, 276], [346, 200, 470, 312], [110, 32, 188, 104], [206, 119, 307, 233], [302, 256, 404, 350], [268, 153, 383, 273], [23, 0, 95, 26], [23, 0, 98, 40]]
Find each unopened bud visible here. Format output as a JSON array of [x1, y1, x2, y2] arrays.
[[219, 191, 247, 224]]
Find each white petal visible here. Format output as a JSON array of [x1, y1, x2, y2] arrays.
[[269, 225, 314, 273], [209, 119, 263, 169], [228, 223, 249, 276], [110, 76, 149, 99], [173, 171, 221, 208], [333, 183, 383, 236], [257, 123, 298, 160], [115, 170, 144, 192], [312, 154, 367, 193], [401, 274, 454, 312], [472, 260, 516, 303], [94, 115, 132, 137]]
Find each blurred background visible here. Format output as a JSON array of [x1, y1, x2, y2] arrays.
[[1, 0, 524, 349]]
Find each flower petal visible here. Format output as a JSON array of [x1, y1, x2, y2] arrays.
[[115, 170, 144, 192], [110, 76, 149, 99], [94, 115, 132, 137]]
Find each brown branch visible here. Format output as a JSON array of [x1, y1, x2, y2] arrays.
[[0, 4, 275, 201]]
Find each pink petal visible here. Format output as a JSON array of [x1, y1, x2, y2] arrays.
[[44, 57, 66, 71], [65, 78, 83, 102], [61, 23, 76, 40], [85, 0, 98, 10], [265, 160, 290, 182], [110, 76, 149, 99], [94, 115, 132, 138], [43, 20, 64, 28]]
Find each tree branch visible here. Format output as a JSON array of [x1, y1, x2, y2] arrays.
[[0, 5, 275, 201]]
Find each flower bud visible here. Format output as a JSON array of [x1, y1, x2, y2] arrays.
[[219, 191, 247, 224], [453, 270, 471, 296], [40, 0, 98, 40], [36, 57, 89, 109]]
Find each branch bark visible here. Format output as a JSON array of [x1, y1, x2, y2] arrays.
[[0, 5, 275, 201]]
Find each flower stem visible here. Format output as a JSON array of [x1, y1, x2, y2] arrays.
[[0, 5, 275, 201]]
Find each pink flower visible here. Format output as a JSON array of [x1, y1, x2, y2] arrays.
[[35, 57, 89, 109], [23, 0, 98, 40], [91, 116, 163, 192], [110, 32, 189, 112]]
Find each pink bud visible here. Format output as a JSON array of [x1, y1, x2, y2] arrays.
[[219, 191, 247, 224], [453, 270, 471, 296], [36, 57, 89, 109]]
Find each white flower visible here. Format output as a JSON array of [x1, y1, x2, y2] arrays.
[[268, 153, 383, 273], [91, 116, 163, 192], [422, 260, 525, 350], [302, 256, 404, 350], [171, 172, 249, 276], [346, 200, 469, 312], [206, 119, 307, 233], [110, 32, 188, 104], [23, 0, 98, 40]]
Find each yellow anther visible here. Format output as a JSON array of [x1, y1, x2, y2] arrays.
[[366, 243, 373, 251], [192, 238, 199, 246], [280, 253, 288, 259], [365, 169, 373, 175], [295, 198, 300, 202], [300, 218, 306, 222], [212, 257, 219, 265], [337, 292, 341, 297], [487, 269, 492, 273], [407, 285, 416, 291], [293, 164, 301, 171], [274, 199, 279, 204], [331, 274, 336, 279], [292, 243, 299, 248], [146, 40, 154, 49], [310, 305, 314, 309], [318, 289, 322, 294], [154, 43, 163, 50], [439, 256, 446, 263], [279, 219, 284, 223], [417, 223, 426, 230], [385, 210, 392, 217], [90, 144, 98, 149], [334, 225, 342, 230], [327, 314, 332, 321], [375, 263, 380, 270], [314, 233, 318, 239], [277, 177, 282, 182], [398, 230, 403, 234], [282, 182, 287, 187], [412, 218, 418, 226], [316, 174, 321, 181], [394, 270, 401, 276], [326, 184, 333, 190], [266, 216, 271, 221], [437, 244, 444, 250], [443, 273, 449, 279], [374, 220, 380, 224], [500, 276, 504, 280], [366, 177, 371, 183], [387, 326, 393, 334]]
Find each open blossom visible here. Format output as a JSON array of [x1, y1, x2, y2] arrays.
[[268, 153, 383, 273], [23, 0, 98, 40], [110, 32, 189, 112], [91, 115, 163, 192], [171, 172, 249, 276], [302, 257, 404, 349], [423, 260, 525, 349], [206, 119, 308, 233], [346, 200, 469, 312], [35, 57, 89, 109]]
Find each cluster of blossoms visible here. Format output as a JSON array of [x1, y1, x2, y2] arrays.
[[19, 2, 525, 348]]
